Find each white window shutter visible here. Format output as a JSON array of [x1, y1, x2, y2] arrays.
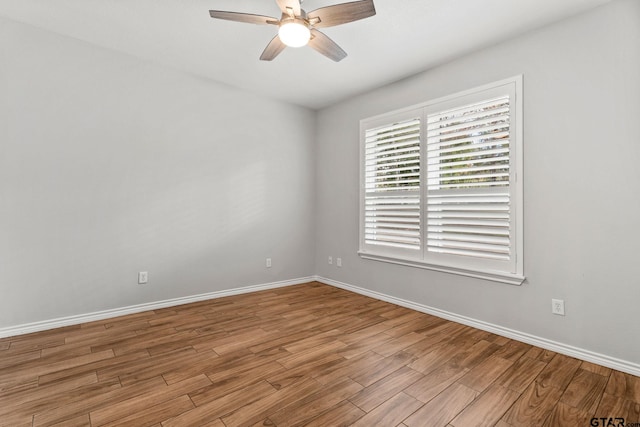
[[364, 117, 421, 252], [426, 96, 512, 263], [359, 76, 523, 284]]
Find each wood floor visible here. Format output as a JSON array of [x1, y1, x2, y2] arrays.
[[1, 282, 639, 427]]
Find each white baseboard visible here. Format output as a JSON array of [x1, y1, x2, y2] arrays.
[[0, 276, 315, 339], [316, 276, 640, 378], [4, 274, 639, 377]]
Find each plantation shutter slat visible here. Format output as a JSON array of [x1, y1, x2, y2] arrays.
[[427, 163, 508, 176], [430, 147, 509, 164], [427, 98, 510, 122], [426, 95, 512, 261], [366, 173, 420, 182], [427, 137, 509, 156], [364, 118, 421, 251], [367, 121, 420, 136], [427, 232, 510, 245], [366, 151, 420, 165], [426, 131, 510, 152], [427, 122, 509, 144], [366, 126, 421, 144], [426, 155, 508, 170]]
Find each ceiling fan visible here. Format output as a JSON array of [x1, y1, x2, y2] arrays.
[[209, 0, 376, 62]]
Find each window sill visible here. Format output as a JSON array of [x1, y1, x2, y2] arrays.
[[357, 251, 525, 286]]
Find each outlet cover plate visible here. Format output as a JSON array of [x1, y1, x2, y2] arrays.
[[552, 299, 565, 316], [138, 271, 148, 284]]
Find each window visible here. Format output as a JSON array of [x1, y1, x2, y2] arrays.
[[359, 76, 524, 285]]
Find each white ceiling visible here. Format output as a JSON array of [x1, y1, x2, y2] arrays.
[[0, 0, 612, 109]]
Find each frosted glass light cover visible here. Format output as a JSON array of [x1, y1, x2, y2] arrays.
[[279, 22, 311, 47]]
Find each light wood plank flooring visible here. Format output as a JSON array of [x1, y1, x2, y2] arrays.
[[1, 282, 639, 426]]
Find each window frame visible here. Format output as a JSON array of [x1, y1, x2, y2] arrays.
[[358, 76, 524, 285]]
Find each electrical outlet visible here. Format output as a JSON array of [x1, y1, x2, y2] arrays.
[[336, 258, 342, 267], [266, 258, 272, 268], [328, 256, 333, 265], [552, 299, 565, 316], [138, 271, 148, 284]]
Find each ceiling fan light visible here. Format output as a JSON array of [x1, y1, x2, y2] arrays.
[[278, 20, 311, 47]]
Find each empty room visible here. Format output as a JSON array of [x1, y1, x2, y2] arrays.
[[1, 0, 639, 425]]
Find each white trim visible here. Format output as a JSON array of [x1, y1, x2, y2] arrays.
[[0, 276, 314, 339], [358, 251, 525, 286], [316, 276, 640, 378]]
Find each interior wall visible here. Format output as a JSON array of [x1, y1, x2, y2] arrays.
[[315, 0, 640, 365], [0, 17, 316, 328]]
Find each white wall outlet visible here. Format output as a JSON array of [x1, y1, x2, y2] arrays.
[[336, 258, 342, 267], [328, 256, 333, 265], [552, 299, 565, 316], [266, 258, 272, 268], [138, 271, 148, 284]]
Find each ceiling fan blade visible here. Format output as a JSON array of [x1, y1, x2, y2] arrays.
[[260, 35, 287, 61], [308, 29, 347, 62], [308, 0, 376, 28], [209, 10, 279, 25], [276, 0, 301, 17]]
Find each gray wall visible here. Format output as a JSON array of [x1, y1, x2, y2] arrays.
[[315, 0, 640, 365], [0, 18, 316, 328]]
